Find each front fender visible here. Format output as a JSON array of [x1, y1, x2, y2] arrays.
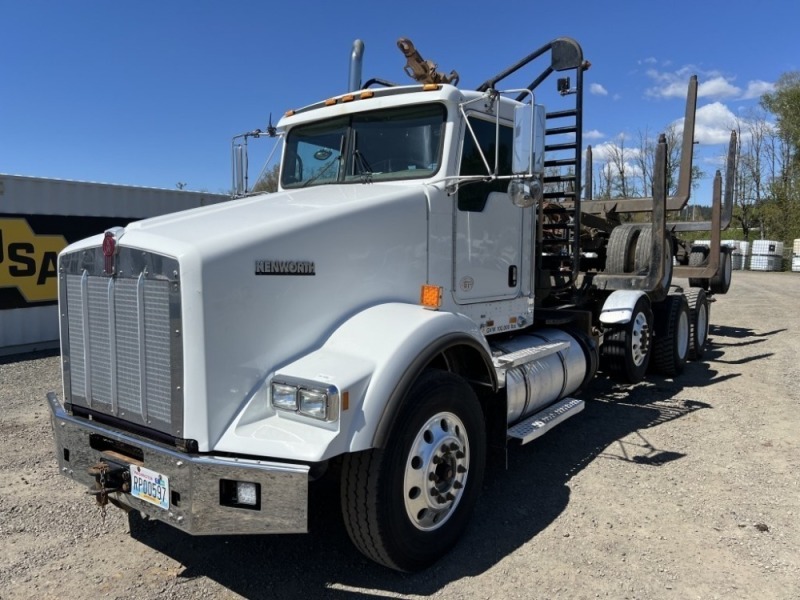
[[218, 304, 494, 463], [276, 303, 494, 457]]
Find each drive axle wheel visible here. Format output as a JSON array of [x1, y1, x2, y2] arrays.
[[650, 294, 690, 376], [601, 296, 653, 383], [341, 370, 486, 572], [684, 288, 709, 359]]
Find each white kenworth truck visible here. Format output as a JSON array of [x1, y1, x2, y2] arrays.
[[47, 38, 735, 571]]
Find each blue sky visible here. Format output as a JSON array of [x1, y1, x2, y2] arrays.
[[2, 1, 797, 204]]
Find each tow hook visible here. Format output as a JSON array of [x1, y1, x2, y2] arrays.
[[87, 461, 130, 506]]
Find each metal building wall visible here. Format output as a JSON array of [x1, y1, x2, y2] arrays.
[[0, 174, 230, 355]]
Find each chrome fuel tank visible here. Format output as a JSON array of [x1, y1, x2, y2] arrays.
[[493, 328, 588, 424]]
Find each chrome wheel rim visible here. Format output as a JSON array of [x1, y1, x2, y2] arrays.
[[403, 412, 469, 531], [631, 311, 650, 367], [677, 309, 689, 359], [697, 303, 708, 347]]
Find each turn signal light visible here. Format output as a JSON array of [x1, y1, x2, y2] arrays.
[[420, 284, 442, 309]]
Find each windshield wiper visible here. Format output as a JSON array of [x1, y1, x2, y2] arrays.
[[352, 149, 374, 183]]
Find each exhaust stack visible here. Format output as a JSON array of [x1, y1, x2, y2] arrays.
[[348, 39, 364, 92]]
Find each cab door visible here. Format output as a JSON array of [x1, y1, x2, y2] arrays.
[[454, 116, 523, 304]]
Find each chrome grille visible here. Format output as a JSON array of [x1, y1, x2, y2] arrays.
[[60, 247, 183, 438]]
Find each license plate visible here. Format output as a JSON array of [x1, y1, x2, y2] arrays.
[[130, 465, 170, 510]]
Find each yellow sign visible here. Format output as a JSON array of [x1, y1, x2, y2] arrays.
[[0, 218, 68, 303]]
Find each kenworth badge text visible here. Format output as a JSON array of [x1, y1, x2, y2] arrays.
[[47, 38, 735, 572]]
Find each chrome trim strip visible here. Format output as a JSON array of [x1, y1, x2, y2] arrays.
[[80, 269, 92, 407], [136, 271, 148, 423], [107, 277, 118, 415]]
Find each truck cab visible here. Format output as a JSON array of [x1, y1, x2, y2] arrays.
[[47, 37, 733, 572]]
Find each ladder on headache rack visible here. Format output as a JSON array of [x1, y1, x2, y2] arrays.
[[477, 37, 587, 298]]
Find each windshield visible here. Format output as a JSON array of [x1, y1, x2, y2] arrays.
[[281, 104, 446, 188]]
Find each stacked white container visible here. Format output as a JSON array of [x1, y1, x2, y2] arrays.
[[750, 240, 784, 271], [726, 241, 743, 271], [728, 240, 750, 270], [792, 239, 800, 272]]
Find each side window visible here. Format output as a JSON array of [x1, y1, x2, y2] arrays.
[[458, 117, 513, 212]]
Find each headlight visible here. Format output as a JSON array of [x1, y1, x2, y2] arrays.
[[299, 388, 329, 420], [271, 383, 298, 411], [271, 379, 339, 422]]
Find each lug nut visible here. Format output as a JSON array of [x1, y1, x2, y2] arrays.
[[456, 451, 465, 459], [457, 465, 467, 473], [453, 481, 464, 489], [449, 443, 459, 451]]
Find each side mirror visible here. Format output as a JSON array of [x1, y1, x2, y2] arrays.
[[510, 102, 545, 207], [233, 143, 247, 196], [512, 103, 545, 175]]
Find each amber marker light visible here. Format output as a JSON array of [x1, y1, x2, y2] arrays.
[[422, 84, 440, 91], [284, 109, 296, 117], [420, 284, 443, 309], [360, 91, 374, 99], [341, 94, 355, 103], [325, 98, 337, 106], [342, 391, 349, 411]]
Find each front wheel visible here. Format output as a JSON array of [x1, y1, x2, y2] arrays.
[[340, 370, 486, 572]]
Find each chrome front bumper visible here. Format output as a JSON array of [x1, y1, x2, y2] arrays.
[[47, 392, 309, 535]]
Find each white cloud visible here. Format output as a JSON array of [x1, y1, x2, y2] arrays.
[[645, 67, 774, 103], [674, 102, 737, 144], [590, 83, 609, 96], [697, 76, 741, 99], [742, 80, 775, 99], [590, 140, 642, 162], [584, 129, 605, 141]]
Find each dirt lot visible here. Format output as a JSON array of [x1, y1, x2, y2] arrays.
[[1, 270, 799, 600]]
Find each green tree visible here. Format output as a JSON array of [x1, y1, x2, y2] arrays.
[[252, 163, 281, 193], [761, 72, 800, 156], [758, 72, 800, 243]]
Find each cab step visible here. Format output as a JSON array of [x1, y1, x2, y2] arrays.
[[492, 341, 570, 370], [507, 397, 585, 445]]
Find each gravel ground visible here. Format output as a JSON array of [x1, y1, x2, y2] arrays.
[[1, 270, 799, 600]]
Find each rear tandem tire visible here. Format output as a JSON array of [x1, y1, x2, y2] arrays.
[[684, 288, 709, 359], [650, 294, 690, 376], [340, 370, 486, 572], [601, 295, 653, 383]]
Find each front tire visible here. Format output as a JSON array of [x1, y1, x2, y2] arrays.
[[340, 370, 486, 572]]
